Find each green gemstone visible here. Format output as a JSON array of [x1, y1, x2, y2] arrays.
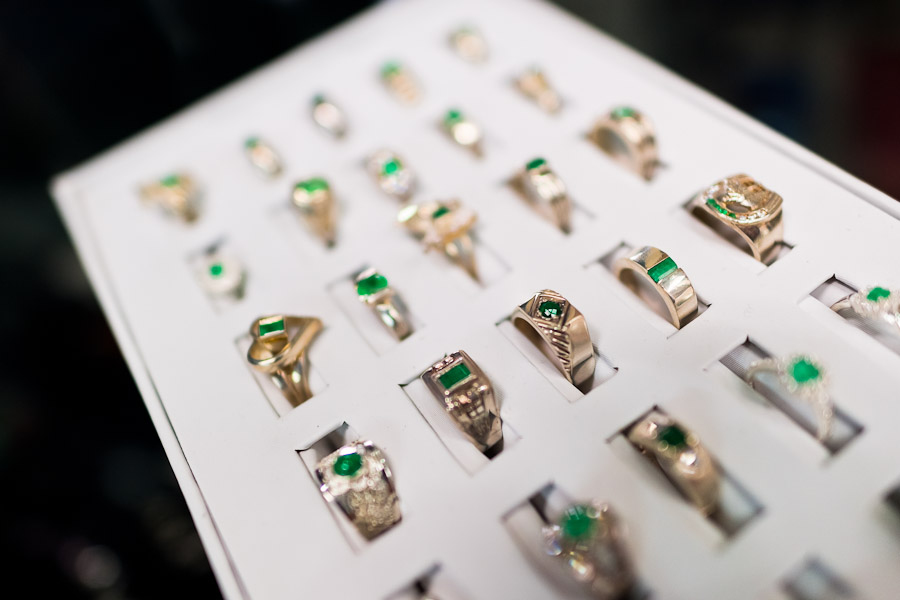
[[356, 272, 388, 296], [209, 263, 224, 277], [706, 197, 737, 219], [244, 137, 259, 149], [296, 178, 329, 193], [560, 505, 595, 540], [611, 106, 636, 119], [381, 61, 402, 78], [333, 452, 363, 477], [538, 300, 561, 319], [789, 358, 820, 384], [382, 158, 402, 176], [439, 363, 471, 389], [258, 318, 285, 337], [526, 157, 546, 171], [444, 109, 464, 128], [658, 424, 688, 448], [312, 94, 326, 105], [866, 287, 891, 303], [160, 174, 179, 187], [432, 206, 451, 219], [647, 257, 677, 283]]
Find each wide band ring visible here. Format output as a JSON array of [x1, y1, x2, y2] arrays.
[[542, 502, 635, 599], [315, 440, 401, 539], [590, 106, 657, 180], [689, 173, 784, 263], [247, 314, 323, 407], [613, 246, 698, 329], [519, 158, 571, 233], [422, 350, 502, 452], [355, 268, 413, 340], [398, 200, 479, 281], [830, 286, 900, 338], [511, 289, 596, 387], [627, 411, 720, 515]]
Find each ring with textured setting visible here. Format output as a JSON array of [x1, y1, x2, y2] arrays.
[[355, 268, 413, 341], [518, 157, 571, 233], [422, 350, 502, 452], [511, 289, 596, 387], [315, 440, 401, 539], [613, 245, 697, 329], [139, 173, 200, 222], [627, 411, 720, 515], [589, 106, 657, 180], [246, 315, 323, 407], [292, 177, 337, 247], [689, 174, 784, 263], [368, 149, 415, 201], [746, 354, 833, 441], [398, 200, 479, 281], [542, 502, 635, 600], [381, 60, 420, 104], [830, 285, 900, 338]]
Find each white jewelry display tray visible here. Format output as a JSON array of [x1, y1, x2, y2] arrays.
[[51, 0, 900, 598]]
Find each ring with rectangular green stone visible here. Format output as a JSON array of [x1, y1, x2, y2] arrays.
[[589, 106, 657, 180], [246, 314, 323, 407], [627, 411, 721, 516], [518, 157, 571, 233], [354, 268, 413, 341], [291, 177, 338, 247], [612, 245, 698, 329], [422, 350, 502, 453], [139, 173, 200, 223], [397, 199, 479, 281], [831, 285, 900, 338]]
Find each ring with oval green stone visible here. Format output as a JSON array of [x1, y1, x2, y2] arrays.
[[613, 245, 698, 329], [517, 157, 571, 233], [367, 149, 415, 201], [830, 286, 900, 337], [541, 502, 635, 599], [589, 106, 657, 180], [627, 411, 720, 515], [511, 289, 596, 387], [688, 174, 784, 264], [746, 354, 833, 441], [397, 199, 479, 281], [246, 314, 323, 407], [422, 350, 502, 453], [198, 252, 245, 300], [315, 440, 401, 539], [354, 268, 413, 341], [292, 177, 337, 247], [139, 173, 200, 223]]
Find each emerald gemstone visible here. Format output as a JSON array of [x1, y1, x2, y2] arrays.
[[866, 287, 891, 303], [209, 263, 224, 277], [560, 505, 595, 540], [333, 451, 363, 477], [244, 137, 259, 149], [538, 300, 561, 319], [258, 318, 285, 337], [382, 158, 402, 176], [356, 272, 388, 296], [647, 257, 677, 283], [160, 174, 179, 187], [706, 197, 737, 219], [296, 178, 329, 193], [312, 94, 326, 105], [439, 363, 471, 389], [444, 109, 464, 128], [789, 358, 820, 384], [526, 157, 546, 171], [611, 106, 636, 119], [381, 61, 402, 78], [658, 424, 687, 448], [432, 206, 450, 219]]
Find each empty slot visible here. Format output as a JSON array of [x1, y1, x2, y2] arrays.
[[327, 265, 420, 355], [187, 238, 247, 310], [685, 197, 792, 265], [505, 171, 594, 234], [235, 332, 328, 417], [385, 565, 467, 600], [809, 276, 900, 356], [783, 557, 856, 600], [592, 242, 709, 333], [612, 406, 763, 538], [399, 356, 520, 475], [271, 200, 339, 257], [496, 317, 617, 401], [719, 339, 862, 454]]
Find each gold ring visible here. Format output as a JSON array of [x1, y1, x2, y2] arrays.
[[292, 177, 337, 247], [247, 315, 322, 407], [139, 173, 200, 222], [589, 106, 657, 180], [398, 200, 479, 281], [354, 268, 413, 341], [613, 246, 697, 329]]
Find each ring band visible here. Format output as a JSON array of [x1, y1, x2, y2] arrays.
[[830, 286, 900, 338], [140, 173, 200, 222], [589, 106, 657, 180], [511, 289, 595, 387], [627, 411, 720, 515], [689, 174, 784, 263], [315, 440, 401, 539], [746, 355, 833, 441], [422, 350, 502, 452], [518, 157, 571, 233], [292, 177, 337, 247], [355, 268, 413, 341], [613, 246, 698, 329], [368, 149, 415, 201], [247, 314, 323, 407], [398, 200, 479, 281]]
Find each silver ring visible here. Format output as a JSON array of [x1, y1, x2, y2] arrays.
[[355, 268, 413, 341], [747, 355, 833, 441], [831, 286, 900, 338], [198, 252, 245, 300]]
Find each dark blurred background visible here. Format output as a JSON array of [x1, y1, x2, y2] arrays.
[[2, 1, 898, 597]]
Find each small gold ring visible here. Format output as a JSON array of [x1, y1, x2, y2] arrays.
[[247, 314, 322, 407]]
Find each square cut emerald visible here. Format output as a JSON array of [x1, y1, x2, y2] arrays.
[[647, 257, 677, 283], [611, 106, 636, 119], [258, 317, 285, 337], [161, 174, 179, 187], [439, 363, 471, 389], [706, 197, 737, 219]]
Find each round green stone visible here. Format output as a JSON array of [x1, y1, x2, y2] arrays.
[[357, 273, 388, 296], [333, 452, 363, 477], [312, 94, 326, 105], [432, 206, 451, 219], [381, 61, 402, 78], [444, 109, 464, 128], [560, 505, 595, 540], [209, 263, 224, 277], [382, 158, 402, 176], [538, 300, 561, 319], [658, 424, 687, 448], [789, 358, 820, 384], [866, 287, 891, 303], [611, 106, 636, 120], [526, 157, 546, 171]]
